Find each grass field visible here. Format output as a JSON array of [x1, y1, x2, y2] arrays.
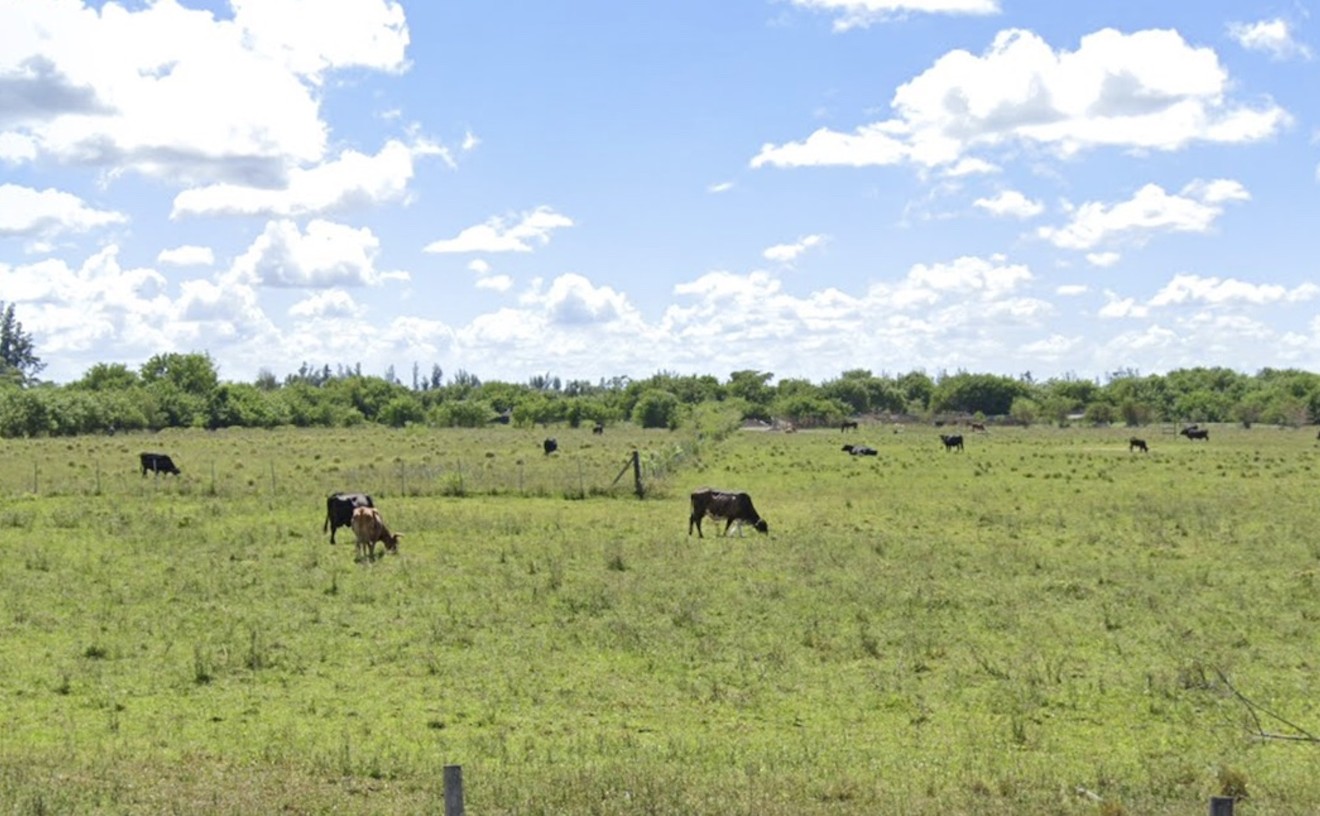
[[1, 422, 1318, 814]]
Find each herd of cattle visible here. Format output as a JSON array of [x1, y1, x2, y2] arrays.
[[132, 420, 1242, 560]]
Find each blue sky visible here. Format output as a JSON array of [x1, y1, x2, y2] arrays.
[[2, 0, 1317, 386]]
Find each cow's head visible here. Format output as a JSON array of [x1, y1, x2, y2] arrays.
[[752, 519, 769, 534], [385, 533, 402, 553]]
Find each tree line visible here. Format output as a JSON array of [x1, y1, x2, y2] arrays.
[[1, 303, 1318, 438]]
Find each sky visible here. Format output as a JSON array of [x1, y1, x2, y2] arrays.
[[2, 0, 1318, 387]]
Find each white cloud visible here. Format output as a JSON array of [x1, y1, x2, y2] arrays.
[[1228, 19, 1312, 60], [230, 219, 407, 288], [288, 289, 361, 319], [520, 274, 638, 326], [1086, 252, 1121, 268], [763, 234, 828, 263], [423, 206, 574, 254], [753, 28, 1289, 172], [157, 245, 215, 267], [0, 0, 408, 185], [476, 275, 514, 293], [171, 139, 445, 218], [1149, 273, 1320, 307], [707, 181, 735, 193], [1056, 284, 1089, 296], [0, 183, 126, 238], [1037, 179, 1249, 251], [973, 189, 1042, 218], [1098, 294, 1149, 319], [791, 0, 1000, 32]]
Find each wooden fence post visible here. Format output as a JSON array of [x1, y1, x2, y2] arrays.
[[1209, 796, 1235, 816], [632, 449, 643, 497], [444, 764, 465, 816]]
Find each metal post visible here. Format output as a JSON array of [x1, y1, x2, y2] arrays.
[[1209, 796, 1235, 816], [444, 764, 465, 816]]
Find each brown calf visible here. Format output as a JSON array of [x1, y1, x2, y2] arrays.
[[350, 506, 402, 560]]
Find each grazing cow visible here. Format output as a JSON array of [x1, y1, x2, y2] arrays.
[[939, 434, 964, 452], [841, 420, 859, 432], [688, 488, 769, 538], [543, 437, 558, 455], [1180, 427, 1210, 441], [350, 506, 401, 560], [324, 492, 374, 545], [970, 422, 987, 432], [592, 422, 605, 435], [140, 452, 181, 476], [842, 444, 878, 456], [1129, 437, 1149, 453]]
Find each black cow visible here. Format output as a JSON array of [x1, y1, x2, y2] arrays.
[[842, 444, 878, 456], [324, 492, 374, 545], [1180, 427, 1209, 441], [543, 437, 558, 455], [840, 420, 859, 432], [688, 488, 768, 538], [940, 434, 964, 452], [140, 452, 180, 476], [592, 422, 605, 435], [1129, 437, 1149, 453]]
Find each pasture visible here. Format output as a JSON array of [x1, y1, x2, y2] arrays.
[[1, 422, 1318, 814]]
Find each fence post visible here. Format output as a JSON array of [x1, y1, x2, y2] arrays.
[[1209, 796, 1235, 816], [632, 450, 643, 498], [444, 764, 465, 816]]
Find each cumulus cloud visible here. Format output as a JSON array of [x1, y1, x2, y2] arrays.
[[1086, 252, 1121, 268], [230, 219, 408, 288], [423, 206, 574, 254], [157, 245, 215, 267], [1037, 179, 1250, 251], [0, 0, 409, 185], [1149, 274, 1320, 306], [171, 139, 445, 218], [520, 274, 637, 326], [763, 234, 828, 263], [288, 289, 362, 319], [791, 0, 1000, 32], [973, 189, 1042, 219], [1228, 18, 1312, 60], [752, 28, 1289, 172], [0, 183, 126, 238]]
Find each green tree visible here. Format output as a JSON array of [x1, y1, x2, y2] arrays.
[[0, 302, 45, 385], [931, 372, 1029, 416], [632, 389, 681, 429], [141, 352, 219, 397], [72, 362, 140, 391]]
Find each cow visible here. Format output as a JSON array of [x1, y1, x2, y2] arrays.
[[543, 437, 558, 455], [970, 422, 987, 432], [592, 422, 605, 435], [1129, 437, 1149, 453], [350, 506, 401, 561], [688, 488, 768, 538], [1180, 427, 1209, 441], [940, 434, 964, 452], [140, 452, 181, 476], [324, 492, 374, 545], [840, 420, 859, 432], [842, 444, 877, 456]]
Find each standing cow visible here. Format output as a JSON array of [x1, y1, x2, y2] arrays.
[[688, 488, 769, 538], [140, 452, 181, 476], [1129, 437, 1149, 453], [350, 506, 402, 561], [324, 492, 374, 544], [543, 437, 558, 455], [939, 434, 965, 452]]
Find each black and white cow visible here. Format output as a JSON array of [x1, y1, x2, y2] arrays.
[[688, 488, 769, 538], [324, 492, 374, 545], [140, 452, 181, 476]]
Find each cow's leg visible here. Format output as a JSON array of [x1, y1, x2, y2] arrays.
[[689, 514, 703, 538]]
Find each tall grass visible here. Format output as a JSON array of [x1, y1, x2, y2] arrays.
[[0, 423, 1317, 813]]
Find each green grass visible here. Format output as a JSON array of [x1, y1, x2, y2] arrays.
[[1, 423, 1318, 814]]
